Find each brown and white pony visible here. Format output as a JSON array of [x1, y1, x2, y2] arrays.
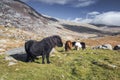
[[72, 42, 86, 50]]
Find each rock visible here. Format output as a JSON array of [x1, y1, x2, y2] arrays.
[[6, 47, 25, 55], [5, 47, 58, 62], [8, 61, 17, 66], [0, 40, 7, 43], [0, 48, 6, 52], [5, 56, 17, 62], [5, 47, 27, 62], [0, 44, 6, 48], [92, 60, 118, 69], [5, 23, 13, 27], [113, 45, 120, 50], [107, 64, 117, 69]]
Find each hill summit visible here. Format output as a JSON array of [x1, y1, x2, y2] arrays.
[[0, 0, 120, 39]]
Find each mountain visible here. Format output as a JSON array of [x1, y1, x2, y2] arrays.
[[0, 0, 120, 40], [0, 0, 58, 35]]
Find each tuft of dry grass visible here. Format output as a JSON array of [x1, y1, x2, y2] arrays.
[[82, 35, 120, 47]]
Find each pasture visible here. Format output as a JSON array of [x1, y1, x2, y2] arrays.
[[0, 47, 120, 80]]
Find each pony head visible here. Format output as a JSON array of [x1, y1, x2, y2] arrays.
[[52, 35, 63, 47]]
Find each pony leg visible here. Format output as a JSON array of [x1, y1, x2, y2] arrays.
[[46, 54, 51, 64], [82, 47, 84, 50], [75, 46, 78, 50], [31, 55, 35, 62], [42, 54, 45, 64], [65, 46, 68, 51]]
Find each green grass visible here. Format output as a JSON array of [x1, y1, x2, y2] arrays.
[[0, 48, 120, 80]]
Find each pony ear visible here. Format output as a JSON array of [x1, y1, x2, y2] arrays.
[[54, 37, 59, 44], [52, 35, 61, 44]]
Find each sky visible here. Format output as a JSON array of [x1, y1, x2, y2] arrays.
[[21, 0, 120, 26]]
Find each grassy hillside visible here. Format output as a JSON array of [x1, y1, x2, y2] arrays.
[[0, 25, 120, 80], [0, 48, 120, 80]]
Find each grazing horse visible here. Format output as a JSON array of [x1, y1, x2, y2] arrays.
[[80, 42, 86, 50], [25, 35, 63, 64], [113, 45, 120, 50], [72, 42, 86, 50], [65, 40, 73, 51]]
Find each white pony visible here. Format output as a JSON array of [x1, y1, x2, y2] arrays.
[[74, 42, 82, 50]]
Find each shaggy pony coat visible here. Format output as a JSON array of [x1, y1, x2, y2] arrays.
[[25, 35, 63, 64], [80, 42, 86, 50], [65, 40, 73, 51]]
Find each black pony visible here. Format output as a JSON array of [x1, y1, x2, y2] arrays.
[[25, 35, 63, 64]]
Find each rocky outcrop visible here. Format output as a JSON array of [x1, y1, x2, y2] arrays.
[[0, 0, 58, 36]]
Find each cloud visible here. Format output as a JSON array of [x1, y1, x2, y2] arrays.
[[20, 0, 71, 5], [92, 11, 120, 26], [72, 18, 92, 23], [72, 18, 82, 22], [35, 0, 70, 5], [20, 0, 30, 2], [88, 11, 100, 16], [21, 0, 97, 7], [73, 11, 120, 26], [74, 0, 96, 7]]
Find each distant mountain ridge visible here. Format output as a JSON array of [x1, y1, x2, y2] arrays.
[[0, 0, 120, 39], [90, 23, 120, 28]]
